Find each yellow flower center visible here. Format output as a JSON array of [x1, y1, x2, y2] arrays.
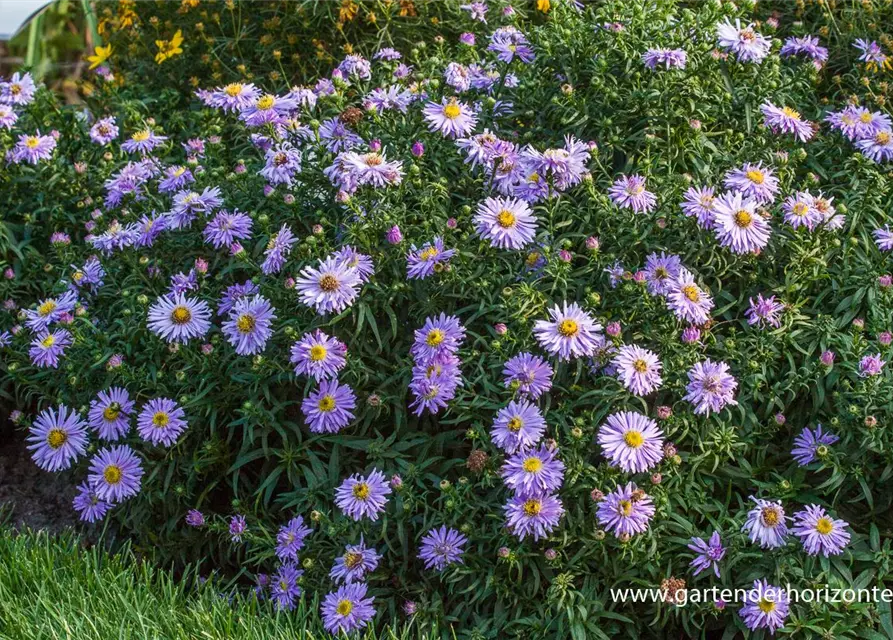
[[420, 247, 439, 261], [73, 271, 84, 282], [745, 169, 765, 185], [41, 335, 56, 348], [152, 412, 169, 428], [10, 84, 21, 95], [792, 202, 809, 216], [860, 112, 873, 123], [103, 404, 121, 421], [758, 598, 776, 614], [443, 101, 461, 119], [682, 285, 700, 302], [236, 314, 256, 333], [343, 551, 363, 568], [781, 106, 801, 119], [877, 131, 891, 145], [132, 130, 150, 142], [633, 359, 648, 373], [318, 395, 336, 412], [309, 345, 327, 361], [336, 600, 353, 616], [352, 482, 370, 500], [522, 457, 543, 473], [525, 251, 541, 266], [558, 319, 579, 337], [734, 210, 753, 228], [523, 499, 542, 516], [624, 430, 644, 448], [619, 500, 633, 516], [25, 136, 40, 148], [171, 306, 192, 324], [363, 153, 383, 166], [319, 274, 339, 292], [497, 210, 516, 228], [507, 417, 523, 432], [256, 94, 275, 110], [104, 465, 122, 484], [815, 517, 834, 535], [224, 83, 243, 97], [173, 166, 187, 177], [47, 429, 67, 449], [38, 300, 57, 316], [426, 329, 444, 346], [761, 507, 781, 527]]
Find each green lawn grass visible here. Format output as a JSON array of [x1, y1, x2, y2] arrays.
[[0, 529, 438, 640]]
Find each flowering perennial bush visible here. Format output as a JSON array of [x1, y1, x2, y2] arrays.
[[3, 0, 893, 637]]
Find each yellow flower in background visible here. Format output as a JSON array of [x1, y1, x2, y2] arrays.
[[339, 0, 358, 22], [155, 30, 184, 64], [537, 0, 551, 12], [87, 44, 113, 70]]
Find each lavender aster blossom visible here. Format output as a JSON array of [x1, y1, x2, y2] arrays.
[[408, 357, 462, 416], [0, 72, 37, 105], [276, 516, 312, 561], [26, 405, 88, 471], [290, 330, 347, 381], [688, 532, 725, 577], [684, 359, 738, 415], [203, 210, 253, 249], [302, 379, 357, 434], [666, 268, 714, 324], [72, 481, 112, 523], [70, 256, 105, 294], [743, 497, 788, 549], [186, 510, 205, 527], [422, 97, 478, 138], [25, 290, 78, 331], [137, 398, 188, 447], [608, 175, 657, 214], [613, 344, 663, 396], [716, 19, 771, 63], [121, 129, 168, 154], [859, 353, 886, 377], [723, 163, 779, 204], [222, 295, 276, 356], [334, 246, 375, 283], [642, 48, 687, 69], [474, 196, 538, 249], [746, 294, 785, 328], [792, 505, 850, 557], [260, 144, 302, 186], [533, 302, 603, 361], [330, 538, 381, 584], [597, 483, 656, 537], [406, 237, 457, 279], [0, 104, 17, 129], [643, 252, 682, 296], [491, 400, 547, 453], [262, 224, 298, 275], [739, 579, 789, 635], [782, 192, 822, 230], [147, 294, 212, 344], [854, 38, 892, 72], [10, 132, 56, 164], [681, 186, 717, 228], [597, 411, 664, 473], [791, 424, 838, 466], [168, 187, 224, 229], [501, 444, 566, 497], [218, 281, 259, 316], [780, 36, 828, 65], [88, 445, 144, 502], [320, 583, 376, 635], [240, 93, 298, 127], [29, 329, 72, 368], [229, 515, 248, 541], [712, 191, 771, 254], [502, 352, 553, 399], [857, 129, 893, 163], [88, 387, 134, 441], [318, 118, 363, 153], [207, 82, 261, 112], [295, 255, 363, 315], [89, 116, 119, 144], [505, 493, 564, 541], [411, 313, 466, 365], [158, 165, 194, 193], [271, 564, 304, 611], [335, 470, 392, 521], [874, 225, 893, 251], [418, 526, 467, 570], [760, 102, 815, 142]]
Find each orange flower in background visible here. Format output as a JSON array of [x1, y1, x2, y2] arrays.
[[339, 0, 358, 22], [86, 44, 113, 70], [399, 0, 417, 17], [155, 30, 184, 64]]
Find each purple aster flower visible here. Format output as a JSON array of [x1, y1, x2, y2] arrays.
[[613, 344, 663, 396], [856, 128, 893, 163], [88, 387, 134, 441], [533, 302, 603, 361], [318, 117, 363, 153], [338, 54, 372, 80], [221, 295, 276, 356], [88, 445, 144, 502], [408, 357, 462, 416], [168, 186, 224, 229], [792, 505, 851, 557], [374, 47, 401, 61], [296, 254, 363, 315], [135, 213, 169, 247], [597, 411, 664, 473], [859, 352, 886, 377], [712, 191, 771, 254], [218, 281, 259, 316], [488, 27, 536, 64], [597, 483, 656, 537], [688, 532, 725, 578], [716, 19, 771, 63], [240, 93, 298, 127], [260, 144, 302, 186], [89, 116, 119, 144], [29, 329, 72, 368], [0, 72, 37, 105], [406, 237, 457, 279], [739, 579, 789, 635], [364, 85, 414, 113], [490, 400, 546, 453], [337, 151, 405, 190], [335, 469, 392, 521], [158, 165, 195, 193], [330, 538, 381, 584], [520, 136, 590, 192], [666, 268, 714, 325], [418, 526, 467, 570], [121, 129, 168, 154], [608, 175, 657, 214], [444, 62, 471, 92], [302, 379, 357, 434], [502, 352, 553, 399], [203, 210, 253, 250], [0, 104, 18, 129], [69, 256, 105, 294], [643, 252, 682, 296], [411, 314, 466, 365], [743, 497, 788, 549], [276, 516, 312, 561], [25, 290, 78, 331], [791, 424, 838, 466], [746, 294, 785, 328], [459, 32, 475, 46], [72, 481, 111, 523], [874, 225, 893, 251], [460, 1, 487, 21], [333, 246, 375, 283], [761, 102, 815, 142], [321, 583, 376, 635], [168, 270, 197, 296], [782, 192, 822, 230], [423, 97, 478, 138], [229, 514, 248, 541], [147, 294, 212, 344], [681, 186, 717, 228], [185, 509, 205, 527], [474, 196, 538, 250], [501, 444, 566, 497], [854, 38, 892, 72], [290, 330, 347, 381], [642, 47, 687, 69], [723, 163, 779, 204], [505, 493, 564, 541], [137, 397, 188, 447], [10, 132, 56, 164], [780, 35, 828, 64], [825, 105, 891, 141], [207, 82, 261, 112], [683, 360, 738, 416], [26, 405, 88, 471], [271, 564, 304, 611], [262, 224, 298, 275]]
